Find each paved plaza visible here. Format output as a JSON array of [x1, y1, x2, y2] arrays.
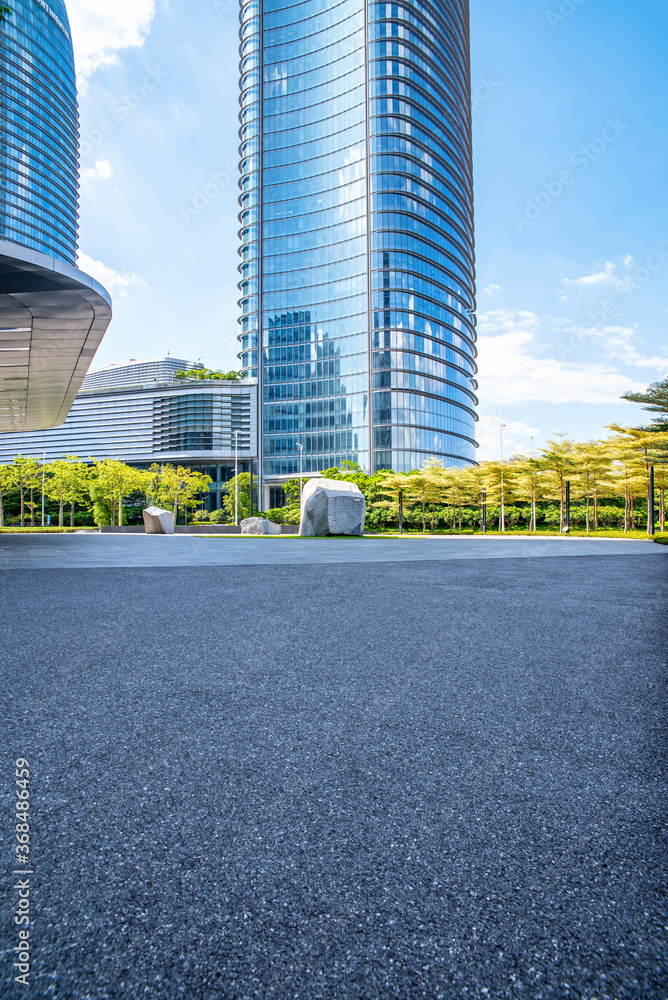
[[0, 531, 665, 569], [1, 538, 666, 998]]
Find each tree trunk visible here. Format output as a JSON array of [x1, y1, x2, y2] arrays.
[[661, 488, 666, 533], [118, 490, 123, 526], [59, 491, 64, 528], [70, 502, 75, 527], [0, 495, 3, 527], [421, 502, 425, 533], [30, 487, 34, 527], [586, 492, 590, 533], [594, 491, 599, 531]]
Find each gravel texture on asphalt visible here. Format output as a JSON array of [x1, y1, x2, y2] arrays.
[[1, 555, 667, 1000]]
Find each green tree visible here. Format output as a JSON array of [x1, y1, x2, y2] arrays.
[[221, 472, 258, 523], [146, 464, 212, 524], [622, 376, 668, 431], [44, 456, 92, 527], [8, 455, 41, 527], [0, 463, 14, 527], [0, 6, 12, 25], [89, 460, 144, 526], [174, 368, 241, 381]]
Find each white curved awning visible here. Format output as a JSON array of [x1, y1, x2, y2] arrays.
[[0, 239, 112, 433]]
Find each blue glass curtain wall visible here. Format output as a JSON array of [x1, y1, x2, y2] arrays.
[[0, 0, 79, 263], [238, 0, 477, 478]]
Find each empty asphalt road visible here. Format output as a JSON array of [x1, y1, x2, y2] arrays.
[[1, 550, 666, 999]]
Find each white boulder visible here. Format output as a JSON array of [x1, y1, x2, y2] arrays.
[[142, 506, 175, 535], [299, 478, 366, 537], [241, 517, 281, 535]]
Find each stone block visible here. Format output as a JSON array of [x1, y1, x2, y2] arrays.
[[299, 478, 366, 537], [142, 506, 175, 535], [241, 517, 281, 535]]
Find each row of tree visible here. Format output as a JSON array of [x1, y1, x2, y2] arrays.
[[1, 427, 666, 532], [372, 426, 667, 533], [0, 458, 212, 527], [251, 425, 667, 534]]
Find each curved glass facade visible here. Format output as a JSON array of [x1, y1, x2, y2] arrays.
[[238, 0, 477, 481], [0, 0, 79, 263]]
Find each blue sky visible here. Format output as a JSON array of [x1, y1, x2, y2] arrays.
[[68, 0, 668, 459]]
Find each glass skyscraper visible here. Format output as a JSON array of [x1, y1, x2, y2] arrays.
[[238, 0, 477, 488], [0, 1, 112, 433], [0, 0, 78, 263]]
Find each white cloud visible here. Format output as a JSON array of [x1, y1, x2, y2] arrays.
[[582, 324, 668, 371], [482, 283, 502, 294], [77, 252, 145, 296], [81, 159, 113, 181], [476, 310, 644, 406], [67, 0, 156, 84], [565, 261, 618, 288]]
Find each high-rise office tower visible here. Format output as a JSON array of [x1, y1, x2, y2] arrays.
[[237, 0, 477, 497], [0, 0, 111, 432]]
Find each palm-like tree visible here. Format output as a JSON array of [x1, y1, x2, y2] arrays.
[[540, 435, 578, 532]]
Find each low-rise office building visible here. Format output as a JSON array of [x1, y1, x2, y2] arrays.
[[0, 358, 258, 512]]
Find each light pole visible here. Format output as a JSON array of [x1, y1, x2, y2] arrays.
[[234, 430, 239, 525], [41, 451, 45, 527], [296, 442, 303, 507], [500, 423, 506, 533], [649, 465, 655, 536]]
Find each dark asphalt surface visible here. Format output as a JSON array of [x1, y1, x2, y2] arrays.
[[1, 555, 667, 999]]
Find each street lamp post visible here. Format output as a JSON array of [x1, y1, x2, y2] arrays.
[[649, 465, 655, 536], [297, 442, 303, 507], [500, 423, 506, 533], [234, 430, 239, 526]]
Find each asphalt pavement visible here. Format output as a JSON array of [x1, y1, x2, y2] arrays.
[[1, 553, 666, 999]]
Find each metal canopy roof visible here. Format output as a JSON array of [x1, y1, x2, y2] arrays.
[[0, 239, 112, 433]]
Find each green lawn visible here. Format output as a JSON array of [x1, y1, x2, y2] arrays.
[[0, 527, 98, 533], [366, 528, 666, 540]]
